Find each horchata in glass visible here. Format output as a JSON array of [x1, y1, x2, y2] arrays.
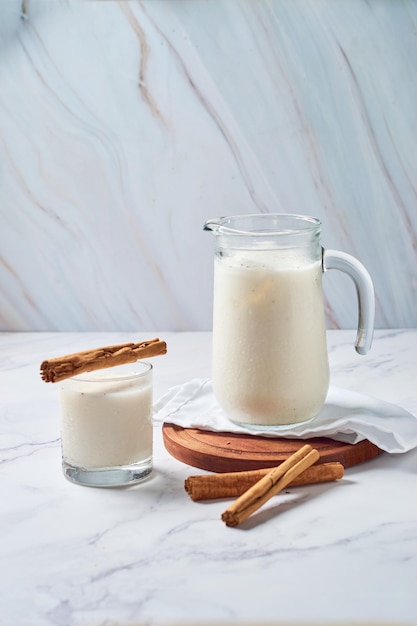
[[59, 361, 153, 486]]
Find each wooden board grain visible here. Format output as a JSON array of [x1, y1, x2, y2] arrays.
[[162, 423, 383, 472]]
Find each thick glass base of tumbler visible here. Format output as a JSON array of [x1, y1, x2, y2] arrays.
[[62, 457, 153, 487]]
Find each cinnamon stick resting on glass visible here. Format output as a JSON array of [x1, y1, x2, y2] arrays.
[[185, 461, 344, 502], [40, 338, 167, 383], [221, 444, 320, 527]]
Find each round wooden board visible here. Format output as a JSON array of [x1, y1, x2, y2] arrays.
[[162, 423, 383, 472]]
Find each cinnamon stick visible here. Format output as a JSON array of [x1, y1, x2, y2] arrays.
[[185, 462, 343, 501], [40, 338, 167, 383], [221, 444, 320, 527]]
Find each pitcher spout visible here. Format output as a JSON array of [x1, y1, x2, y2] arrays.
[[203, 218, 222, 234]]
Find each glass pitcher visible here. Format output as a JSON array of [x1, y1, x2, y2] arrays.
[[204, 213, 375, 428]]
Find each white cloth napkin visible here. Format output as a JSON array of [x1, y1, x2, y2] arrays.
[[154, 379, 417, 454]]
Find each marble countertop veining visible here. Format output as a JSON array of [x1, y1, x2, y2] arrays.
[[1, 329, 417, 626]]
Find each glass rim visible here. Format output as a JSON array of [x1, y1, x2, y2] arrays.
[[205, 213, 321, 236], [68, 361, 153, 383]]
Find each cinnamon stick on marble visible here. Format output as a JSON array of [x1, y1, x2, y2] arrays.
[[185, 462, 344, 501], [221, 444, 320, 527], [40, 338, 167, 383]]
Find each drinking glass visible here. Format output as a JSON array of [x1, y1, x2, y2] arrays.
[[59, 362, 153, 486]]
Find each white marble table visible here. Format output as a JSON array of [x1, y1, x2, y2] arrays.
[[1, 330, 417, 626]]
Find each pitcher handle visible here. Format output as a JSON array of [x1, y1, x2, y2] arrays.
[[323, 249, 375, 355]]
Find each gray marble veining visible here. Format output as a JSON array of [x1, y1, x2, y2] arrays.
[[0, 329, 417, 625], [0, 1, 416, 331]]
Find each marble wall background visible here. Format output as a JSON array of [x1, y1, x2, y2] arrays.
[[0, 0, 416, 331]]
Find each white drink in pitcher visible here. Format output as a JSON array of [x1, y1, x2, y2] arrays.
[[212, 253, 330, 426], [205, 214, 375, 428]]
